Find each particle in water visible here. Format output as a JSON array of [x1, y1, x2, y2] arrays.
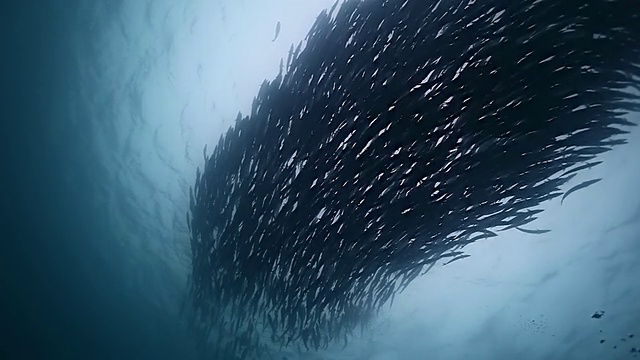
[[591, 311, 605, 319]]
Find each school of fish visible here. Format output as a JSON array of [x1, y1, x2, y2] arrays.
[[185, 0, 640, 358]]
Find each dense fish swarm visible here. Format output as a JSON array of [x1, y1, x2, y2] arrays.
[[186, 0, 640, 358]]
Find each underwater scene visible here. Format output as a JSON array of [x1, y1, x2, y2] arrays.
[[1, 0, 639, 359]]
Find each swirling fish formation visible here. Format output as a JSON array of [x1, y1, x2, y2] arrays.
[[186, 0, 639, 358]]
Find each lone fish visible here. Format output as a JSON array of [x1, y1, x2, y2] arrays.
[[272, 21, 281, 42], [515, 227, 551, 235], [561, 178, 603, 204]]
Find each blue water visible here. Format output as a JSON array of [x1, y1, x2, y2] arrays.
[[1, 1, 638, 359]]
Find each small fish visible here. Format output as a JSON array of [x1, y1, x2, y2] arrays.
[[580, 146, 612, 155], [267, 314, 276, 331], [523, 209, 545, 217], [515, 227, 551, 235], [560, 161, 602, 177], [600, 139, 627, 147], [502, 216, 537, 231], [561, 178, 603, 204], [287, 44, 294, 71], [272, 21, 281, 42], [442, 254, 470, 266]]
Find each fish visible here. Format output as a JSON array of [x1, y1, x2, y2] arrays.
[[560, 161, 602, 177], [287, 44, 295, 71], [442, 254, 471, 266], [185, 0, 640, 356], [515, 227, 551, 235], [501, 216, 538, 231], [561, 178, 603, 204], [272, 21, 281, 42]]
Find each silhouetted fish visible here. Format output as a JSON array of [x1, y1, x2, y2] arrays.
[[272, 21, 281, 42], [185, 0, 640, 357], [515, 227, 551, 235], [560, 161, 602, 177], [442, 254, 471, 266], [561, 178, 603, 204]]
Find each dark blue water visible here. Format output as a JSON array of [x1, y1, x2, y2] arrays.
[[1, 1, 196, 359]]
